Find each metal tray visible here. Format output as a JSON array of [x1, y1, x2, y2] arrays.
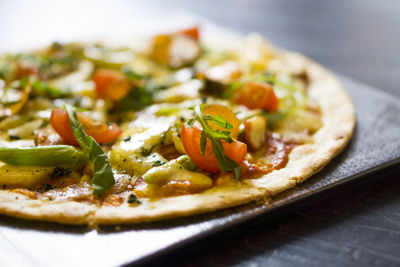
[[0, 42, 400, 267]]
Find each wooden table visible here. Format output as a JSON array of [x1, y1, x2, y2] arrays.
[[1, 1, 399, 266]]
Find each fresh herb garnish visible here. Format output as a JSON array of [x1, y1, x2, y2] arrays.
[[116, 84, 153, 112], [66, 105, 115, 196], [42, 183, 53, 191], [50, 166, 72, 179], [123, 136, 131, 142], [127, 193, 141, 204], [186, 105, 241, 178], [8, 135, 20, 140]]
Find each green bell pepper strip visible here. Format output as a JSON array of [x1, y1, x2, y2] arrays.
[[0, 145, 88, 169]]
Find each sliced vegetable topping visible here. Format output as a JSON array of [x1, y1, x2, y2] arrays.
[[0, 145, 88, 168], [178, 26, 200, 40], [182, 105, 246, 177], [65, 105, 115, 195], [0, 78, 31, 117], [202, 104, 240, 138], [244, 115, 267, 150], [150, 28, 201, 68], [237, 82, 279, 111], [93, 69, 132, 100], [50, 108, 122, 145]]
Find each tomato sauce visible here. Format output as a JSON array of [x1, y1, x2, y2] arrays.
[[240, 133, 297, 179]]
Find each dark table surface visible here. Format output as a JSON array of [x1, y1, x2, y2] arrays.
[[1, 1, 399, 266]]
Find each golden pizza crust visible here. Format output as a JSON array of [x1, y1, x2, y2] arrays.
[[0, 33, 355, 225]]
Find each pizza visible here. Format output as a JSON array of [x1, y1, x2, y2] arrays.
[[0, 26, 355, 225]]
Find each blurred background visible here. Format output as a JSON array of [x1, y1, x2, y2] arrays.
[[0, 0, 399, 95]]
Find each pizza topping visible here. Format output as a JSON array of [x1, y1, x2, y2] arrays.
[[237, 82, 279, 111], [182, 105, 246, 177], [0, 165, 54, 187], [50, 108, 122, 145], [204, 61, 241, 85], [127, 193, 141, 204], [244, 115, 267, 150], [0, 78, 31, 118], [176, 155, 198, 171], [83, 45, 134, 69], [240, 133, 297, 178], [137, 158, 212, 198], [93, 69, 132, 100], [0, 145, 87, 168], [65, 105, 115, 196], [202, 104, 240, 138], [34, 127, 64, 146], [150, 30, 201, 68], [114, 73, 154, 112], [177, 26, 200, 40], [50, 166, 72, 179]]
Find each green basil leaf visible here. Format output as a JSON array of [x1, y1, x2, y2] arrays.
[[65, 105, 115, 195]]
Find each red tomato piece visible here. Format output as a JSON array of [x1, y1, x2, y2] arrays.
[[238, 82, 279, 111], [50, 109, 122, 145], [178, 26, 200, 40], [181, 124, 247, 173], [93, 69, 131, 100]]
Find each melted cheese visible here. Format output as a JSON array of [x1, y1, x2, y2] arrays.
[[110, 114, 176, 176]]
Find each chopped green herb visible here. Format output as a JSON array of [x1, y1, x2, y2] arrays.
[[8, 135, 20, 140], [42, 183, 53, 191], [116, 84, 153, 112], [50, 166, 72, 179], [123, 136, 131, 142], [127, 193, 141, 204]]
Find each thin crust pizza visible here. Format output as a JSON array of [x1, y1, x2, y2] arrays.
[[0, 26, 355, 225]]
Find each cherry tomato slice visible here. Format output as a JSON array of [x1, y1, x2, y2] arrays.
[[178, 26, 200, 40], [93, 69, 131, 101], [50, 109, 122, 145], [202, 104, 240, 138], [238, 82, 279, 111], [181, 124, 247, 173]]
